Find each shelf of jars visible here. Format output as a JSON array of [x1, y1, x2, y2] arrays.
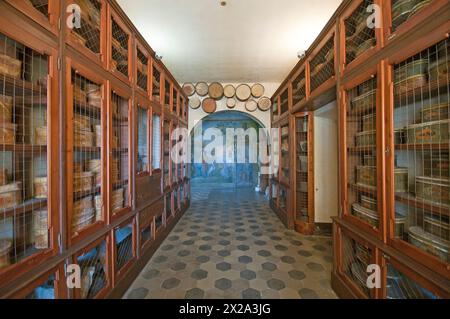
[[343, 0, 377, 68], [388, 38, 449, 271], [294, 113, 314, 234], [310, 35, 335, 94], [0, 32, 51, 274], [68, 0, 103, 62], [344, 75, 385, 235], [68, 70, 105, 241], [109, 91, 130, 218], [110, 15, 130, 81], [70, 235, 110, 299]]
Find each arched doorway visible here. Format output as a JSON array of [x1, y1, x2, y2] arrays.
[[190, 111, 267, 190]]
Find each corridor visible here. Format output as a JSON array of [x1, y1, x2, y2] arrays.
[[124, 186, 336, 299]]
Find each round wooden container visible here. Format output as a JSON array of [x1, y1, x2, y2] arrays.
[[208, 82, 224, 100], [226, 98, 237, 109], [33, 210, 48, 249], [202, 98, 217, 114], [236, 84, 251, 101], [245, 100, 258, 112], [195, 82, 209, 97], [182, 83, 195, 97], [34, 126, 47, 145], [33, 177, 48, 199], [0, 182, 22, 209], [258, 97, 272, 111], [0, 239, 12, 270], [251, 84, 265, 98], [224, 85, 236, 98], [189, 96, 201, 109], [0, 94, 13, 124]]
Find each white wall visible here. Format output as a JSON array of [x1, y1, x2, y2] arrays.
[[188, 82, 279, 130], [314, 101, 339, 223]]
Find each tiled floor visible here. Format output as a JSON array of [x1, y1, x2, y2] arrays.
[[124, 185, 337, 299]]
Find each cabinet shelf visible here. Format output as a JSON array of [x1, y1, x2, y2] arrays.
[[394, 78, 448, 103], [1, 198, 48, 219], [74, 146, 100, 153], [348, 183, 377, 196], [0, 144, 47, 153], [395, 192, 450, 217], [395, 143, 449, 151], [0, 73, 46, 95], [73, 185, 101, 201]]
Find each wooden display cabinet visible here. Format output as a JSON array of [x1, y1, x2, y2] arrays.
[[385, 36, 450, 278], [341, 65, 385, 240], [71, 235, 111, 299], [384, 0, 448, 45], [135, 42, 150, 95], [309, 29, 337, 100], [112, 217, 136, 285], [272, 96, 280, 123], [294, 112, 315, 235], [163, 120, 171, 190], [136, 96, 150, 176], [108, 84, 132, 221], [0, 26, 59, 285], [66, 0, 106, 66], [163, 75, 173, 110], [109, 8, 133, 83], [6, 0, 60, 35], [280, 122, 290, 185], [279, 86, 290, 117], [339, 0, 383, 74], [151, 108, 162, 174], [9, 264, 67, 299], [150, 58, 162, 104], [173, 88, 179, 115], [66, 59, 107, 246]]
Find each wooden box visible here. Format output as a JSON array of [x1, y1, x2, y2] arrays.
[[424, 214, 449, 241], [74, 130, 94, 147], [0, 53, 22, 79], [111, 188, 124, 212], [34, 126, 47, 145], [356, 166, 408, 191], [33, 177, 47, 199], [73, 85, 87, 105], [395, 58, 428, 83], [361, 195, 377, 211], [0, 94, 13, 123], [352, 203, 378, 227], [0, 123, 17, 144], [429, 56, 449, 84], [395, 74, 427, 95], [0, 239, 12, 270], [408, 226, 449, 263], [351, 90, 376, 114], [406, 119, 450, 144], [419, 102, 449, 123], [0, 182, 22, 209], [415, 176, 450, 205], [423, 153, 449, 178], [74, 172, 94, 193], [74, 114, 92, 132], [72, 196, 95, 232], [355, 130, 376, 147]]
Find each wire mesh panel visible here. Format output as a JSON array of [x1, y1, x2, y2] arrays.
[[165, 192, 172, 218], [111, 92, 129, 214], [71, 0, 101, 55], [0, 33, 50, 271], [136, 105, 148, 173], [152, 64, 161, 101], [173, 90, 178, 114], [296, 116, 309, 222], [111, 17, 129, 78], [341, 232, 373, 297], [346, 76, 380, 230], [155, 212, 164, 233], [152, 114, 161, 170], [115, 222, 133, 272], [136, 48, 148, 92], [280, 89, 289, 115], [29, 0, 49, 17], [391, 0, 433, 32], [75, 240, 108, 299], [292, 70, 306, 106], [164, 79, 171, 107], [345, 0, 376, 65], [386, 262, 439, 299], [281, 124, 289, 183], [71, 71, 103, 235], [163, 121, 170, 188], [140, 221, 152, 247], [310, 37, 335, 92], [24, 273, 55, 299], [392, 39, 449, 264]]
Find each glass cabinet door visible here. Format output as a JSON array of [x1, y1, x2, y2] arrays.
[[295, 116, 310, 223]]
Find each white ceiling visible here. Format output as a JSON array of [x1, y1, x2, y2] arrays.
[[117, 0, 342, 83]]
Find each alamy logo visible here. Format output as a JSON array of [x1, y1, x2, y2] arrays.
[[366, 4, 382, 29], [66, 4, 82, 29], [66, 264, 81, 289], [366, 264, 381, 289]]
